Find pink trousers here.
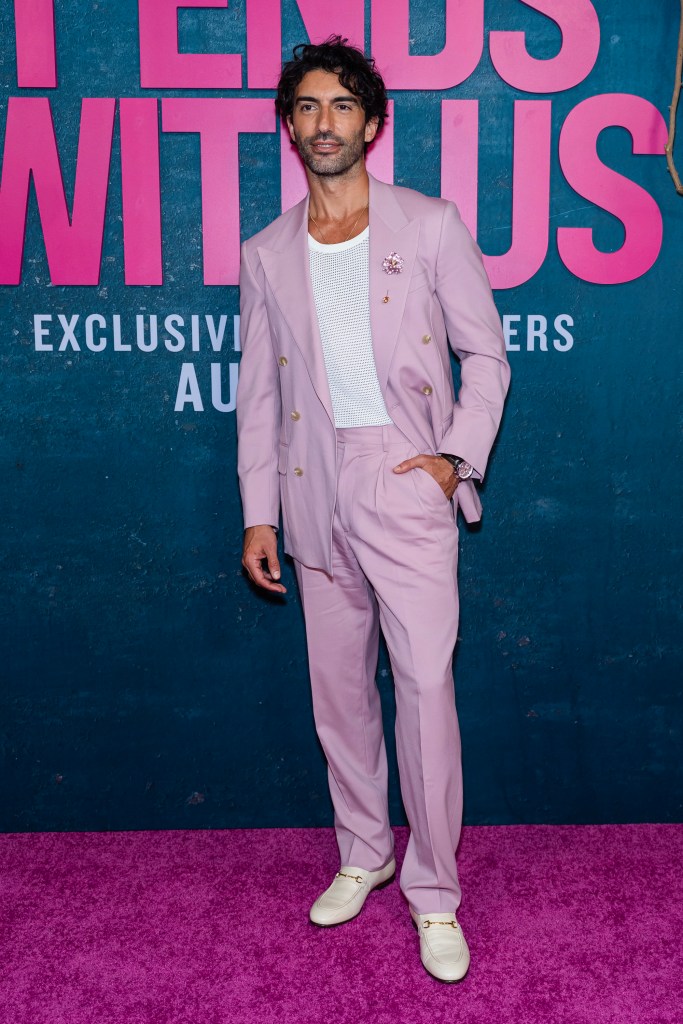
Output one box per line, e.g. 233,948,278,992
293,422,463,915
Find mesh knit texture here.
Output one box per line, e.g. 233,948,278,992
308,227,392,428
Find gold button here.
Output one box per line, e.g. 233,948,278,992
290,410,301,421
293,466,303,476
421,385,433,395
279,355,288,366
422,334,431,344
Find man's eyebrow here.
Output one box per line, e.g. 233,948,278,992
294,95,360,105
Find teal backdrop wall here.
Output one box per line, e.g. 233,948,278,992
1,0,682,831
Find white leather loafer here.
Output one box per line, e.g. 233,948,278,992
410,909,470,982
309,857,396,926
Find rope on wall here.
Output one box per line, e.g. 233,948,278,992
665,0,683,193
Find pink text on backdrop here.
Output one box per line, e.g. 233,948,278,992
0,95,667,288
557,94,667,284
488,0,600,93
120,98,163,285
13,0,56,87
441,100,552,289
160,98,274,284
371,0,483,90
12,0,600,92
138,0,242,89
0,97,114,285
246,0,364,88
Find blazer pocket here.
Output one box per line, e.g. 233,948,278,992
408,270,429,293
278,442,288,474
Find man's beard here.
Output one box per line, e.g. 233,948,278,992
293,128,366,177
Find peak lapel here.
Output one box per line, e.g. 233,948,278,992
257,194,334,424
368,175,420,392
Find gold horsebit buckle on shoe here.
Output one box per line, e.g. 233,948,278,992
335,871,364,883
423,919,458,929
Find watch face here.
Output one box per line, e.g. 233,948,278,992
456,461,474,480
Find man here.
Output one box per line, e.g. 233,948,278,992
236,36,510,983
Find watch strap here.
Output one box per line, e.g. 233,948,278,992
437,453,462,472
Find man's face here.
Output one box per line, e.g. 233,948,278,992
287,69,379,178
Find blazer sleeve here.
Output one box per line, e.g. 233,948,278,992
235,241,281,530
434,201,511,480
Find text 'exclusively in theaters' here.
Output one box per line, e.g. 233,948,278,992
29,310,575,413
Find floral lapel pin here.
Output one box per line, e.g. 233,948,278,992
382,251,404,275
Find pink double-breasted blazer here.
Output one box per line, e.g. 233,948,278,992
236,172,510,574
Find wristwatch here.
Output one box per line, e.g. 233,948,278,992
437,453,474,480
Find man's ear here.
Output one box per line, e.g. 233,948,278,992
365,116,379,145
286,115,296,143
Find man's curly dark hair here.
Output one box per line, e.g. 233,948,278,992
275,35,389,135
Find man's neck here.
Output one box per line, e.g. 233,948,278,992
306,161,370,222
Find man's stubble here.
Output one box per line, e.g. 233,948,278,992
292,126,367,179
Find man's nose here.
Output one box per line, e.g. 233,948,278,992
316,105,332,133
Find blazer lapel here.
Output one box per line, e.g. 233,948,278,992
256,173,419,423
257,193,334,424
368,174,420,392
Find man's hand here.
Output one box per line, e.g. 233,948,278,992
242,525,287,593
393,454,459,500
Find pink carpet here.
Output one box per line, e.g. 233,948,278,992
1,824,681,1024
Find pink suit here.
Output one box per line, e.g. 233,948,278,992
236,173,510,914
